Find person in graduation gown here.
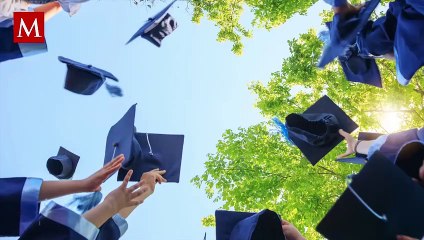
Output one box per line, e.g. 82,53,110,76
0,154,124,237
319,0,424,86
338,127,424,181
95,168,167,240
18,167,151,240
0,0,88,63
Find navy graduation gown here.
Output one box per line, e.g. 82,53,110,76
390,0,424,85
377,128,423,162
0,24,47,63
19,201,99,240
96,214,128,240
0,177,42,237
359,0,424,85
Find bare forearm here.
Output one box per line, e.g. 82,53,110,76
39,180,87,201
356,140,375,155
33,2,62,22
118,190,153,218
83,201,117,228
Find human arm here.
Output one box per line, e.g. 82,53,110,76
83,170,146,228
38,155,124,201
32,1,62,22
118,169,167,218
281,220,306,240
337,129,376,158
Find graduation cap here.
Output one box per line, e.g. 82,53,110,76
316,151,424,239
285,95,358,165
103,104,184,182
338,45,382,88
392,0,424,85
337,132,383,165
126,0,178,47
58,56,122,97
318,0,381,68
215,210,285,240
46,147,80,179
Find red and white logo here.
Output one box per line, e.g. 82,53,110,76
13,12,45,43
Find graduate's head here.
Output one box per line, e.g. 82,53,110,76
395,141,424,180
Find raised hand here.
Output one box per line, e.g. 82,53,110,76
81,154,124,192
103,170,147,213
337,129,358,159
281,220,306,240
141,168,167,193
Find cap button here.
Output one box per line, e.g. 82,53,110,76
87,65,93,68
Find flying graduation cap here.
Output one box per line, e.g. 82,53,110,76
316,151,424,240
126,0,178,47
215,210,285,240
58,56,122,97
318,0,381,68
46,146,80,179
337,132,383,165
103,104,184,182
284,95,358,165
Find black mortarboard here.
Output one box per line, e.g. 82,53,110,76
117,133,184,182
126,0,178,47
338,46,382,88
318,0,381,68
215,210,285,240
337,132,383,165
104,104,184,182
58,56,122,97
316,151,424,240
46,147,80,179
285,95,358,165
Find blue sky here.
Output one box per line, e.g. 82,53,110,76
0,1,326,239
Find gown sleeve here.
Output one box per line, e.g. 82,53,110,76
0,177,43,236
19,201,100,240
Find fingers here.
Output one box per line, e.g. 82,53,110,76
109,155,125,169
397,235,418,240
121,170,133,189
130,186,148,199
157,175,167,184
281,219,291,225
127,181,142,193
338,129,349,138
337,151,352,159
103,162,122,177
157,170,166,175
419,160,424,180
105,154,124,168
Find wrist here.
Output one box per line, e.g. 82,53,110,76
101,199,120,215
354,140,362,153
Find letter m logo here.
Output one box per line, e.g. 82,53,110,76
13,12,45,43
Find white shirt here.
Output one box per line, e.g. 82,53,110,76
0,0,29,23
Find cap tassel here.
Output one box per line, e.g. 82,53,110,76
67,191,103,214
146,133,153,155
346,175,388,222
105,82,123,97
272,117,294,145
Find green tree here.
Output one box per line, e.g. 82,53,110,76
190,0,318,54
192,29,424,239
